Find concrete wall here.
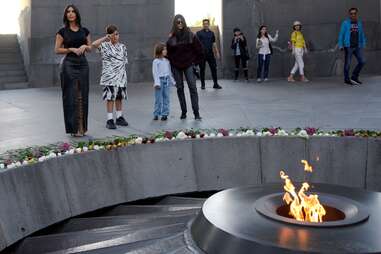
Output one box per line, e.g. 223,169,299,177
0,136,380,251
222,0,381,78
26,0,174,87
18,0,32,77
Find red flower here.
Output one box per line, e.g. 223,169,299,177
268,128,278,135
305,127,317,136
200,133,205,138
344,129,355,137
164,131,173,139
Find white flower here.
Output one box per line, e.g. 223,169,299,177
15,161,22,167
209,133,216,138
203,133,209,138
237,132,243,137
38,156,46,162
246,130,255,136
176,131,188,140
83,147,88,152
256,132,263,137
8,163,15,169
94,145,100,150
298,130,309,137
135,137,143,144
277,129,289,136
0,163,5,169
69,149,75,154
58,152,62,156
229,132,235,137
217,133,224,137
75,148,82,153
196,134,201,139
262,131,272,136
99,146,105,150
23,160,29,165
49,152,57,158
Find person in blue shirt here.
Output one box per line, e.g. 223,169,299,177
338,7,366,86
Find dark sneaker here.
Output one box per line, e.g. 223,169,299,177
201,84,206,90
213,84,222,89
153,116,159,121
351,78,362,85
116,116,128,126
195,114,202,121
161,116,168,121
344,80,356,86
180,113,187,120
106,119,117,129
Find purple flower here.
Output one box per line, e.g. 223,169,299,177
305,127,317,136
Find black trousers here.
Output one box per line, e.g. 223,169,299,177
172,66,199,115
61,55,89,134
200,53,218,86
234,55,248,79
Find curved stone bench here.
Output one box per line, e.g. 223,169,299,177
0,136,380,251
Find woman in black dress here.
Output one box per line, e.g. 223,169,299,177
55,4,91,137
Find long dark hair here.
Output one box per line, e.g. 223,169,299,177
170,14,192,43
63,4,82,28
257,25,269,39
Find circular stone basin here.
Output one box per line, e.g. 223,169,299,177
254,193,369,227
191,184,381,254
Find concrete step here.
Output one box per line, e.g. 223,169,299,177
158,196,205,206
0,75,27,84
52,233,188,254
0,82,29,90
0,57,23,64
0,64,24,71
0,70,26,77
0,47,19,53
103,205,201,217
16,223,186,254
54,213,196,233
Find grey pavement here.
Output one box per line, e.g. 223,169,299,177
1,77,381,153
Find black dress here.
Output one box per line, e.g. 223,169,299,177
57,27,90,134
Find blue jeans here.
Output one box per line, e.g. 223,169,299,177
154,76,170,117
344,47,365,81
257,54,271,79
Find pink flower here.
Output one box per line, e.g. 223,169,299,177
164,131,173,140
218,128,229,137
268,128,278,135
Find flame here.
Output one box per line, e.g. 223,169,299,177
280,161,326,223
301,160,313,172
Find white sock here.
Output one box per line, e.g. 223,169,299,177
116,111,123,118
107,113,113,120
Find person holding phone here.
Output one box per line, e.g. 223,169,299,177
256,25,279,82
231,28,249,82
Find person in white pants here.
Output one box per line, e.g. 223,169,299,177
288,21,309,82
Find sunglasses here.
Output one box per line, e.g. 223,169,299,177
176,20,184,25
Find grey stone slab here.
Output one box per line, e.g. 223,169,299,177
260,137,307,184
366,138,381,192
307,137,368,188
193,137,261,191
0,158,71,247
118,142,198,201
59,150,126,216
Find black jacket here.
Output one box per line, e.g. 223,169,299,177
231,35,249,60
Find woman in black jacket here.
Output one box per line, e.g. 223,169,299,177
231,28,249,81
167,14,204,120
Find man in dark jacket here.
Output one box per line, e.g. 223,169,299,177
196,19,222,90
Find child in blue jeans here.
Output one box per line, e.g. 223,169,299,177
152,43,176,121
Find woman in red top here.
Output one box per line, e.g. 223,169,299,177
166,14,204,120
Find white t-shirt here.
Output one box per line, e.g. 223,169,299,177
257,33,279,56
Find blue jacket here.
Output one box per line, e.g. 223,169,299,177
338,18,366,48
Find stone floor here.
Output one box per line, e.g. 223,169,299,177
1,77,381,153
